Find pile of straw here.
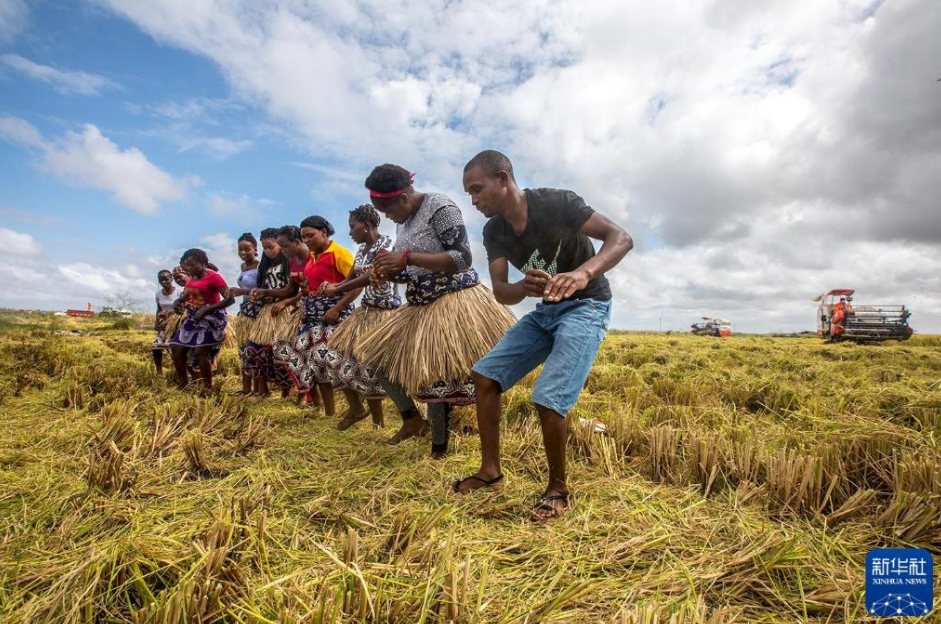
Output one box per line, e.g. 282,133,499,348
354,284,515,395
329,305,396,355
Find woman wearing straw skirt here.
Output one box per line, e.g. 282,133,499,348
354,164,516,458
322,204,400,430
170,249,235,393
244,228,293,398
228,233,260,395
253,226,324,408
152,270,177,373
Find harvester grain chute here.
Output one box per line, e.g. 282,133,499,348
814,289,912,343
691,317,732,337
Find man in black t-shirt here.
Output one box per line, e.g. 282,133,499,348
454,150,633,521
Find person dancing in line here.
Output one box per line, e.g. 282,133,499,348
152,270,177,373
252,225,325,408
228,233,260,395
354,164,516,458
322,204,400,430
454,150,633,522
169,248,235,393
291,216,366,419
243,228,293,399
172,265,189,288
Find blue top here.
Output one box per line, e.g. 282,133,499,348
237,267,259,304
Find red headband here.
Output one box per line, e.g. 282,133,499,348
369,172,416,199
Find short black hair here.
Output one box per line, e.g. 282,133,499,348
300,215,335,237
464,149,515,180
277,225,302,242
238,232,257,247
158,269,172,278
364,163,412,194
180,248,209,266
260,227,280,240
350,204,380,228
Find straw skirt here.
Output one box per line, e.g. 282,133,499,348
354,284,515,404
329,305,397,400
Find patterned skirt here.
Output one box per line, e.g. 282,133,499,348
279,295,354,393
235,303,259,375
329,305,396,400
170,308,228,356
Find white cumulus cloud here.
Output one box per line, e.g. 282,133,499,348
0,116,198,215
0,227,40,255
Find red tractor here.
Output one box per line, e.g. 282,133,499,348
815,289,912,343
691,317,732,337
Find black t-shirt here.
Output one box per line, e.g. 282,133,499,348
482,188,612,301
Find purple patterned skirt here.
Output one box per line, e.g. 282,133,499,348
170,307,227,357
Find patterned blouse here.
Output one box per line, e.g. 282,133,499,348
393,193,472,277
391,192,478,305
354,234,400,309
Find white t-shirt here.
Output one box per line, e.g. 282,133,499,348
156,287,177,314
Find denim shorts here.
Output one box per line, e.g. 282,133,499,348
472,298,611,416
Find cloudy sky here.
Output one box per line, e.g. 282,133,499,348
1,0,938,333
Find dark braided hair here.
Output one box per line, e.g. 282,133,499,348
364,163,412,194
180,248,209,266
238,232,257,247
300,215,335,237
257,228,289,289
277,225,303,242
350,204,380,228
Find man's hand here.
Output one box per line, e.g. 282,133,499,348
249,288,265,302
544,268,590,302
323,305,340,324
193,305,209,321
372,249,407,278
522,269,551,298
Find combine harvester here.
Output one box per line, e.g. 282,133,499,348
814,288,913,343
691,317,732,337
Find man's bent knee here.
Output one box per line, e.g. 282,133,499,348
472,370,502,395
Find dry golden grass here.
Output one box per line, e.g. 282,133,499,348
0,310,939,622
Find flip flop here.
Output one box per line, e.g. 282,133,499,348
530,492,569,522
452,473,504,493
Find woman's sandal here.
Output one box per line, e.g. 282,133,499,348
452,473,504,493
530,492,569,522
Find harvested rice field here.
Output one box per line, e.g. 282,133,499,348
1,312,939,623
